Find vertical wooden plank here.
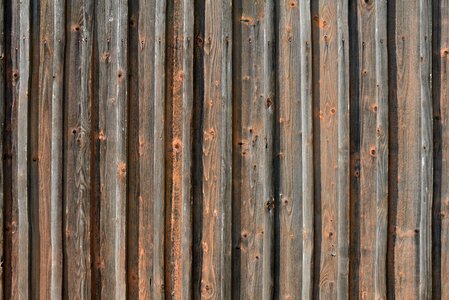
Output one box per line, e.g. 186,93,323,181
33,0,65,297
193,0,232,298
4,0,30,298
94,0,127,298
387,0,432,298
433,0,449,298
63,0,94,298
312,0,349,298
349,0,388,299
127,0,166,298
164,0,193,298
276,0,313,298
5,0,32,297
232,0,275,298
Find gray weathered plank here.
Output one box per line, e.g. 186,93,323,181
433,0,449,298
127,0,166,298
276,0,313,298
387,0,433,298
33,0,65,297
63,0,94,298
312,0,350,298
193,0,232,298
94,0,128,298
232,0,275,298
4,0,31,298
164,0,194,298
349,0,388,299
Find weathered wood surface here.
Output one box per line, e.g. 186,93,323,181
164,0,193,298
276,0,313,299
192,0,232,299
1,0,449,298
312,0,350,298
127,0,165,299
388,0,433,298
4,0,31,298
63,0,94,298
349,0,388,299
233,0,275,298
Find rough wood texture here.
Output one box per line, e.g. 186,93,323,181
127,0,166,298
312,0,350,298
349,0,388,299
388,0,433,298
4,0,31,298
276,0,313,299
31,0,65,298
232,0,275,298
164,0,193,298
63,0,94,298
94,0,128,298
1,1,448,299
192,0,232,298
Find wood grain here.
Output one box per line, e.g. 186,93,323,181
164,0,194,298
312,0,350,298
232,0,275,298
127,0,166,298
4,0,31,298
276,0,313,298
31,0,65,298
349,0,388,299
192,0,232,298
63,0,94,298
387,0,433,298
94,0,128,298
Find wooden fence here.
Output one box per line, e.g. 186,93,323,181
0,0,448,299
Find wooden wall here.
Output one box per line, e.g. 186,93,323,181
1,0,449,299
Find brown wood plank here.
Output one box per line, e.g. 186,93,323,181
4,0,31,298
349,0,388,299
94,0,128,298
387,0,433,298
232,0,275,298
192,0,232,298
31,0,65,297
127,0,166,298
0,0,4,298
312,0,350,298
276,0,313,298
433,0,449,298
164,0,194,298
63,0,94,298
